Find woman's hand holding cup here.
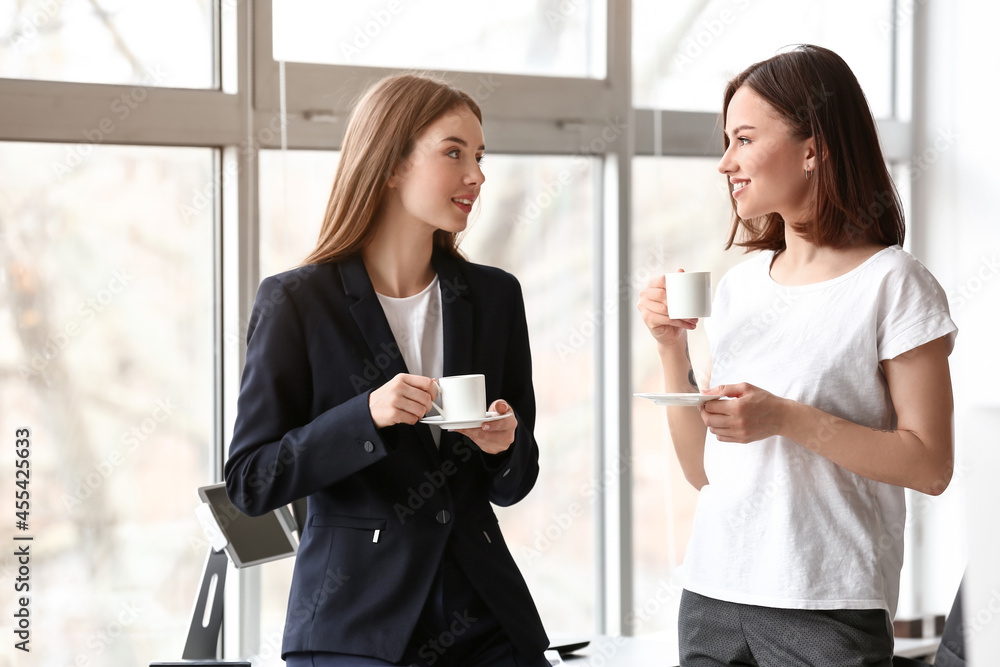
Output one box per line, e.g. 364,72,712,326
637,270,707,348
369,372,517,453
368,373,439,428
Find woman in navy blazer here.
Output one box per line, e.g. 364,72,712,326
224,74,549,666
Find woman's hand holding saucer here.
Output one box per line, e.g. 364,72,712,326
456,399,518,454
699,382,790,443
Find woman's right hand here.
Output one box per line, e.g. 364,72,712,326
368,373,439,428
637,272,698,348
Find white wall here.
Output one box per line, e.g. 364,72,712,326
912,0,1000,658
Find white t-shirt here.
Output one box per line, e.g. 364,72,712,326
683,245,957,616
376,276,445,444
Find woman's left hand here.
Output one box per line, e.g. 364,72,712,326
699,382,789,443
455,399,518,455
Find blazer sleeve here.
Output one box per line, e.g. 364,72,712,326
224,275,389,516
481,272,540,507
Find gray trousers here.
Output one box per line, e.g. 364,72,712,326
679,589,894,667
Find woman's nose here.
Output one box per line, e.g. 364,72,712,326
467,161,485,186
718,144,735,174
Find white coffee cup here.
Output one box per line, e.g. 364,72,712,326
431,374,487,421
665,271,712,319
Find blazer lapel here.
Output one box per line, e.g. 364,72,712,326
340,256,409,382
340,255,440,463
434,251,474,377
432,251,475,458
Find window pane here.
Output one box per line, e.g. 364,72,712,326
633,0,894,117
258,559,295,666
272,0,606,79
463,155,598,635
259,151,599,643
256,149,341,667
0,0,215,87
259,150,340,278
0,143,214,664
629,157,743,639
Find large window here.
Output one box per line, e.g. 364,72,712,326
0,0,216,87
0,2,926,664
272,0,606,79
463,155,599,635
0,142,214,664
629,156,746,635
632,0,895,115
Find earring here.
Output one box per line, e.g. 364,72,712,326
805,169,813,180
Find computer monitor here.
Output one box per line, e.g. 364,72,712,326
173,484,299,663
196,483,298,568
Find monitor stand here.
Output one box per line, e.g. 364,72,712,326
149,548,249,667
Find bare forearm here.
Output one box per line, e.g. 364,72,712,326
658,340,709,489
781,400,954,495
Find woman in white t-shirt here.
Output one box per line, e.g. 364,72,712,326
638,45,956,666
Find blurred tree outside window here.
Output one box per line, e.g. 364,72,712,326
0,142,215,665
0,0,215,87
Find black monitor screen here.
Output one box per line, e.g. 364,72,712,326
199,483,297,568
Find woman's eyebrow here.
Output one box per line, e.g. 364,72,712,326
726,124,756,137
440,136,486,151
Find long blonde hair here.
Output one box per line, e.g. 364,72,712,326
302,73,483,266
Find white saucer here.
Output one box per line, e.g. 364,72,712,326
633,392,723,407
420,411,514,430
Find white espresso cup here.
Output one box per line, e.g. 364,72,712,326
431,374,487,421
664,271,712,319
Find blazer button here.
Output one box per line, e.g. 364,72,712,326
435,510,451,525
363,440,374,453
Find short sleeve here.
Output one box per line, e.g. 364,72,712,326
877,256,958,361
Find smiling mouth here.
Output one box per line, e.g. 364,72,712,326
452,197,474,213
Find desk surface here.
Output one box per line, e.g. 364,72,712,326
893,636,940,659
552,635,679,666
550,634,939,665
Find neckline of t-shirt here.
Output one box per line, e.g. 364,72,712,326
375,274,440,302
764,245,900,293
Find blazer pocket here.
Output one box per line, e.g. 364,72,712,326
310,514,386,531
478,515,500,545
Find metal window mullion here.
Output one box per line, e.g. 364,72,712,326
222,0,263,661
595,0,633,639
256,60,616,123
0,80,242,145
630,109,911,160
906,0,930,618
212,144,226,485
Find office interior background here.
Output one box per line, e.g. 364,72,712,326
0,0,998,664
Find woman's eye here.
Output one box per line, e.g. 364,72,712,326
446,149,460,158
738,137,750,146
475,155,485,165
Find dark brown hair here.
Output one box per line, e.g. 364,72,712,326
722,44,905,252
302,73,482,266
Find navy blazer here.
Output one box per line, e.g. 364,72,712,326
224,249,549,661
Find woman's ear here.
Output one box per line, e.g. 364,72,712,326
386,157,411,190
803,136,818,172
